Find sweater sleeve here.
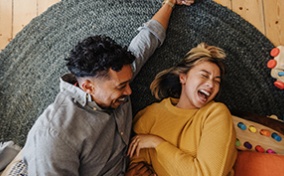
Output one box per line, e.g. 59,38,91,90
154,104,237,176
130,108,154,165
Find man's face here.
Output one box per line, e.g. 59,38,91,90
90,65,133,109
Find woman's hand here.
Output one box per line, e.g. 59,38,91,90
127,134,165,158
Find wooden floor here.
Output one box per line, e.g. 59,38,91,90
0,0,283,51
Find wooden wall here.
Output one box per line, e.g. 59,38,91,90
0,0,283,51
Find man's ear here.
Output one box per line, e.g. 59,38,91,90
80,79,94,94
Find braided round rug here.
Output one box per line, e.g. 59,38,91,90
0,0,281,146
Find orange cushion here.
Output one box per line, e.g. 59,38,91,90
234,151,284,176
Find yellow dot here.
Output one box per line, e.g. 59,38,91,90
249,125,257,133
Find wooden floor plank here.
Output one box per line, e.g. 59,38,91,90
231,0,265,34
0,0,13,50
37,0,60,15
13,0,37,38
263,0,284,46
214,0,232,9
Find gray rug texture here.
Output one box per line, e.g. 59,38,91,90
0,0,282,146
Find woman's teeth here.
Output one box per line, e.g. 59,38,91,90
199,90,210,97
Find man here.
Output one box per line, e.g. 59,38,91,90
22,0,194,175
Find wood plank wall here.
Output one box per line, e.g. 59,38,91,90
0,0,283,51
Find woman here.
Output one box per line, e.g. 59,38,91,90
128,43,237,176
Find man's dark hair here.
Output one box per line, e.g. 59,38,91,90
65,35,135,78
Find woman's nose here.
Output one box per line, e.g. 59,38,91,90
206,79,214,88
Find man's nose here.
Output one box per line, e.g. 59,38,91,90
124,84,132,95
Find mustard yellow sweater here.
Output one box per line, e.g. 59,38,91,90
131,98,237,176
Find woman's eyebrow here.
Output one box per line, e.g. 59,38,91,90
201,69,221,79
200,69,210,74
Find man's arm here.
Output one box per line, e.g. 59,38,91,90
129,0,194,78
129,0,175,78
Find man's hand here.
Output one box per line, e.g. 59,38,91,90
176,0,194,6
125,162,156,176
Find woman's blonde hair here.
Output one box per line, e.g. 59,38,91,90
150,42,226,100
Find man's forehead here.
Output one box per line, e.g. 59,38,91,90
108,65,133,83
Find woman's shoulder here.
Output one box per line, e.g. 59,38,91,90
205,101,230,111
142,98,169,110
134,98,169,121
200,101,232,120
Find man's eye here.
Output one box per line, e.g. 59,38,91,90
117,85,126,90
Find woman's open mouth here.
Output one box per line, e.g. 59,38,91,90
198,89,210,102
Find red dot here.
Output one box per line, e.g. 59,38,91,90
270,48,280,57
267,59,277,68
274,81,284,90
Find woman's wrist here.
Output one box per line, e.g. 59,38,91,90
152,135,165,148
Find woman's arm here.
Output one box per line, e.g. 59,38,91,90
156,106,237,176
129,104,237,176
128,134,165,158
155,112,237,176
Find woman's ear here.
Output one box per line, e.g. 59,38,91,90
81,79,94,94
179,73,187,85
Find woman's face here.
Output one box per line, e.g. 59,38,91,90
177,61,221,109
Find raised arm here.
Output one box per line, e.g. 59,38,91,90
152,0,194,29
129,0,194,78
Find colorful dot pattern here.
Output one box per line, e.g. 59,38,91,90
233,116,284,155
